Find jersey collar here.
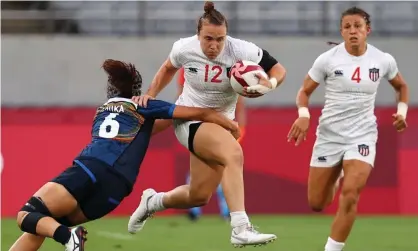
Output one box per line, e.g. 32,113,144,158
105,97,138,108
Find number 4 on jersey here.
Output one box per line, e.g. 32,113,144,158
351,67,361,83
99,113,120,138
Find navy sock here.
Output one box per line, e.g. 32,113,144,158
53,225,71,245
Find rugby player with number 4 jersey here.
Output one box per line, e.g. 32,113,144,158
288,7,410,251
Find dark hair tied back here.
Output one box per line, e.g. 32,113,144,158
204,1,215,14
197,1,228,34
103,59,142,99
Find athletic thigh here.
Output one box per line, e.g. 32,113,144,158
342,159,372,193
174,120,242,165
32,160,97,218
343,142,376,167
31,182,78,218
192,122,243,166
308,140,345,202
174,120,197,149
188,154,224,199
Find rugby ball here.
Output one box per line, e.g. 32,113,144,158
229,60,268,95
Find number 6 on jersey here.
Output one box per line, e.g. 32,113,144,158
99,113,120,138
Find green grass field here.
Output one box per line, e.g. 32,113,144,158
2,215,418,251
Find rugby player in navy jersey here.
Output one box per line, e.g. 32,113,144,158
9,59,240,251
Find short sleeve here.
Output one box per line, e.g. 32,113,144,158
234,38,263,64
384,53,399,81
169,40,184,69
137,100,176,119
308,53,328,84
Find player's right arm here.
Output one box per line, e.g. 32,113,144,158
150,68,186,136
288,54,326,146
136,99,240,139
139,40,185,107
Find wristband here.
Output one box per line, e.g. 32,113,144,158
397,102,408,119
269,78,278,89
298,107,310,118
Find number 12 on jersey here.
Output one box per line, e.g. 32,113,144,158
99,113,120,138
204,64,223,83
351,67,361,83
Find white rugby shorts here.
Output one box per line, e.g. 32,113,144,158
173,119,202,150
310,139,376,168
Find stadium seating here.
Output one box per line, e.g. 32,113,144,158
2,1,417,36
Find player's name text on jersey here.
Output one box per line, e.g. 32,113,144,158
98,104,125,113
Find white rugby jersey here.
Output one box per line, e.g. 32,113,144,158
169,35,263,119
308,43,399,144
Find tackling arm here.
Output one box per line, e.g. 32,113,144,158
172,106,239,136
150,67,185,136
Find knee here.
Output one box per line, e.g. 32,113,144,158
339,187,360,211
189,191,212,207
16,211,29,228
308,197,326,212
224,144,244,168
18,196,52,234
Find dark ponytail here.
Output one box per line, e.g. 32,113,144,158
197,1,228,34
103,59,142,99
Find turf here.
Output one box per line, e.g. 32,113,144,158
2,215,417,251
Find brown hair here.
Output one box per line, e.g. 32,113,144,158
102,59,142,99
197,1,228,34
341,6,371,26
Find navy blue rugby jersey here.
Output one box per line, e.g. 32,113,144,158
76,97,176,186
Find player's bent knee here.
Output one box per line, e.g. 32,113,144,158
224,144,244,167
16,211,29,227
189,192,212,207
18,196,52,234
339,187,359,212
307,188,330,212
307,198,326,212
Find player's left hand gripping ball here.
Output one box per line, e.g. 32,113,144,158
243,73,273,97
392,114,407,132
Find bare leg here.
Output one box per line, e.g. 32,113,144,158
324,160,371,251
307,164,343,212
9,182,88,251
9,234,45,251
330,160,371,242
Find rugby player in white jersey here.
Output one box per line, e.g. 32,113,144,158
128,1,286,247
287,7,409,251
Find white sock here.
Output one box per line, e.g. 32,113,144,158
147,192,166,212
230,211,250,231
325,237,345,251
